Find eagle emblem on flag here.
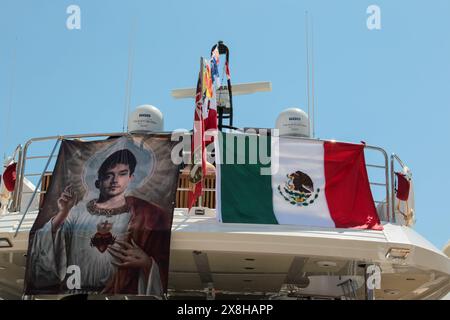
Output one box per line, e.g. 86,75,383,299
278,171,320,206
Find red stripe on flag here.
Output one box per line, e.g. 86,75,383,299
204,108,217,145
395,172,410,201
324,142,382,230
225,62,231,80
188,62,207,210
2,162,17,192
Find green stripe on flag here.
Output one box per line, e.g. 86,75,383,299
220,133,278,224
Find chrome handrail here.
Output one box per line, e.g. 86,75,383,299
9,144,22,212
8,132,393,232
364,145,390,222
11,144,22,161
14,139,60,237
14,132,128,213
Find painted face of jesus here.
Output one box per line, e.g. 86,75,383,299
97,163,133,199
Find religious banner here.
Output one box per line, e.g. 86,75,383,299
24,134,180,297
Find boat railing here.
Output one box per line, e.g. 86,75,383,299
363,145,391,222
7,144,22,212
8,133,131,237
7,132,399,235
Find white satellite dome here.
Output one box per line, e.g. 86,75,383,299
275,108,310,137
128,105,164,133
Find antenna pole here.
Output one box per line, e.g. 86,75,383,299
4,39,17,160
305,12,311,137
311,16,316,138
123,19,137,132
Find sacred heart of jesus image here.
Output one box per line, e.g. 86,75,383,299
90,220,116,253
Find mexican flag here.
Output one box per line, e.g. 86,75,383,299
216,132,382,230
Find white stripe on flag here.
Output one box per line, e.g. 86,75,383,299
271,138,335,227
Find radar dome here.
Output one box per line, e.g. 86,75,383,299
128,105,163,133
275,108,310,137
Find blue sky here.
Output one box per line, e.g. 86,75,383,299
1,0,449,249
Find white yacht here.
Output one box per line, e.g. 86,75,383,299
0,43,449,300
1,116,449,300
